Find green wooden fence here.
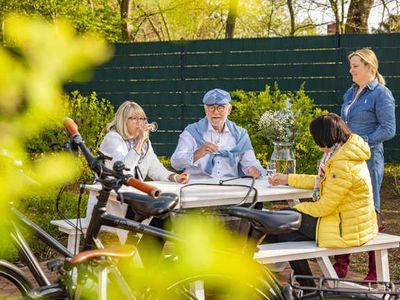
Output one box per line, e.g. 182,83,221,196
66,33,400,161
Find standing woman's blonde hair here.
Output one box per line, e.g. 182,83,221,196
348,48,386,86
106,101,147,139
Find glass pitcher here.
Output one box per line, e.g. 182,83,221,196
269,141,296,174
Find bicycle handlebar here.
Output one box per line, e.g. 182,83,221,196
126,178,160,198
63,117,79,137
63,117,161,198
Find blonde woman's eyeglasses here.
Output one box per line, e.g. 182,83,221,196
128,117,147,122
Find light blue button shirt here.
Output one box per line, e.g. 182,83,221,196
341,79,396,146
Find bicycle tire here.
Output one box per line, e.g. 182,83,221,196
300,292,383,300
0,259,33,299
164,272,282,299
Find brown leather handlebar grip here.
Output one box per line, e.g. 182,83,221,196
126,177,161,198
63,117,79,137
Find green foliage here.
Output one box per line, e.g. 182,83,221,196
0,0,316,43
26,91,115,182
0,0,122,42
230,83,328,174
0,14,111,251
159,156,173,171
384,163,400,197
0,187,88,261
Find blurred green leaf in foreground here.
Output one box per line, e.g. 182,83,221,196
0,14,112,245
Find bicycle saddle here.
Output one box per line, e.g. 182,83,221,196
223,207,301,235
117,192,179,218
70,245,136,265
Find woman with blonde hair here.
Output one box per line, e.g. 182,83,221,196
100,101,189,266
336,48,396,280
100,100,189,183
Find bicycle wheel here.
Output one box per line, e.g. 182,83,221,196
0,260,33,299
299,291,383,300
164,272,282,300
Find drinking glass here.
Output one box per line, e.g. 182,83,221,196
147,121,158,132
266,161,277,177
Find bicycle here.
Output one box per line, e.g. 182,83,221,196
2,117,399,299
0,119,272,299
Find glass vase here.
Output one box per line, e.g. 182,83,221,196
269,141,296,174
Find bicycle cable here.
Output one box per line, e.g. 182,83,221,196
176,175,258,212
55,183,86,251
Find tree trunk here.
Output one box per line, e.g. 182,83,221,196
345,0,374,33
225,0,239,38
328,0,341,33
287,0,295,36
120,0,131,41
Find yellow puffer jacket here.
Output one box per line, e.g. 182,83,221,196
289,134,378,248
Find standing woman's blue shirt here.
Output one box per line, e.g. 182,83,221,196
341,78,396,213
341,78,396,145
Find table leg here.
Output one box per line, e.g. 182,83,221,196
374,249,390,282
288,199,300,207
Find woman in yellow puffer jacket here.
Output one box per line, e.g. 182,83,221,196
268,113,378,287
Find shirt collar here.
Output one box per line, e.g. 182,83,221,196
207,121,230,133
366,78,379,90
351,78,379,92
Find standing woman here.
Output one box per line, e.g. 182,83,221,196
336,48,396,280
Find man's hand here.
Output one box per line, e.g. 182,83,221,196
245,166,261,179
268,173,288,186
193,142,218,162
176,172,189,184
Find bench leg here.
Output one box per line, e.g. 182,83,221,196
374,249,390,282
316,256,338,287
67,233,81,253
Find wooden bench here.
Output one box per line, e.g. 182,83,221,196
50,216,131,253
254,233,400,285
50,218,90,253
51,189,130,253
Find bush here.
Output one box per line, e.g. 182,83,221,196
26,91,115,182
230,83,328,174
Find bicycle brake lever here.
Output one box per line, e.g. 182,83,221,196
98,150,112,161
113,161,130,173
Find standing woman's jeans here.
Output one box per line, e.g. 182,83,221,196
366,143,384,213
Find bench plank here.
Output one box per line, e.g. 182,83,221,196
254,233,400,264
254,233,400,285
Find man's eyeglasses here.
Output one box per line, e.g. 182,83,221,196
206,105,227,112
128,117,147,122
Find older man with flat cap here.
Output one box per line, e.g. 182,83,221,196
171,88,265,179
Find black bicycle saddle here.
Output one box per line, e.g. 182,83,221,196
117,192,179,218
223,207,302,235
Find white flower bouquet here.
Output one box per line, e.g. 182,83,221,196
258,108,299,143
